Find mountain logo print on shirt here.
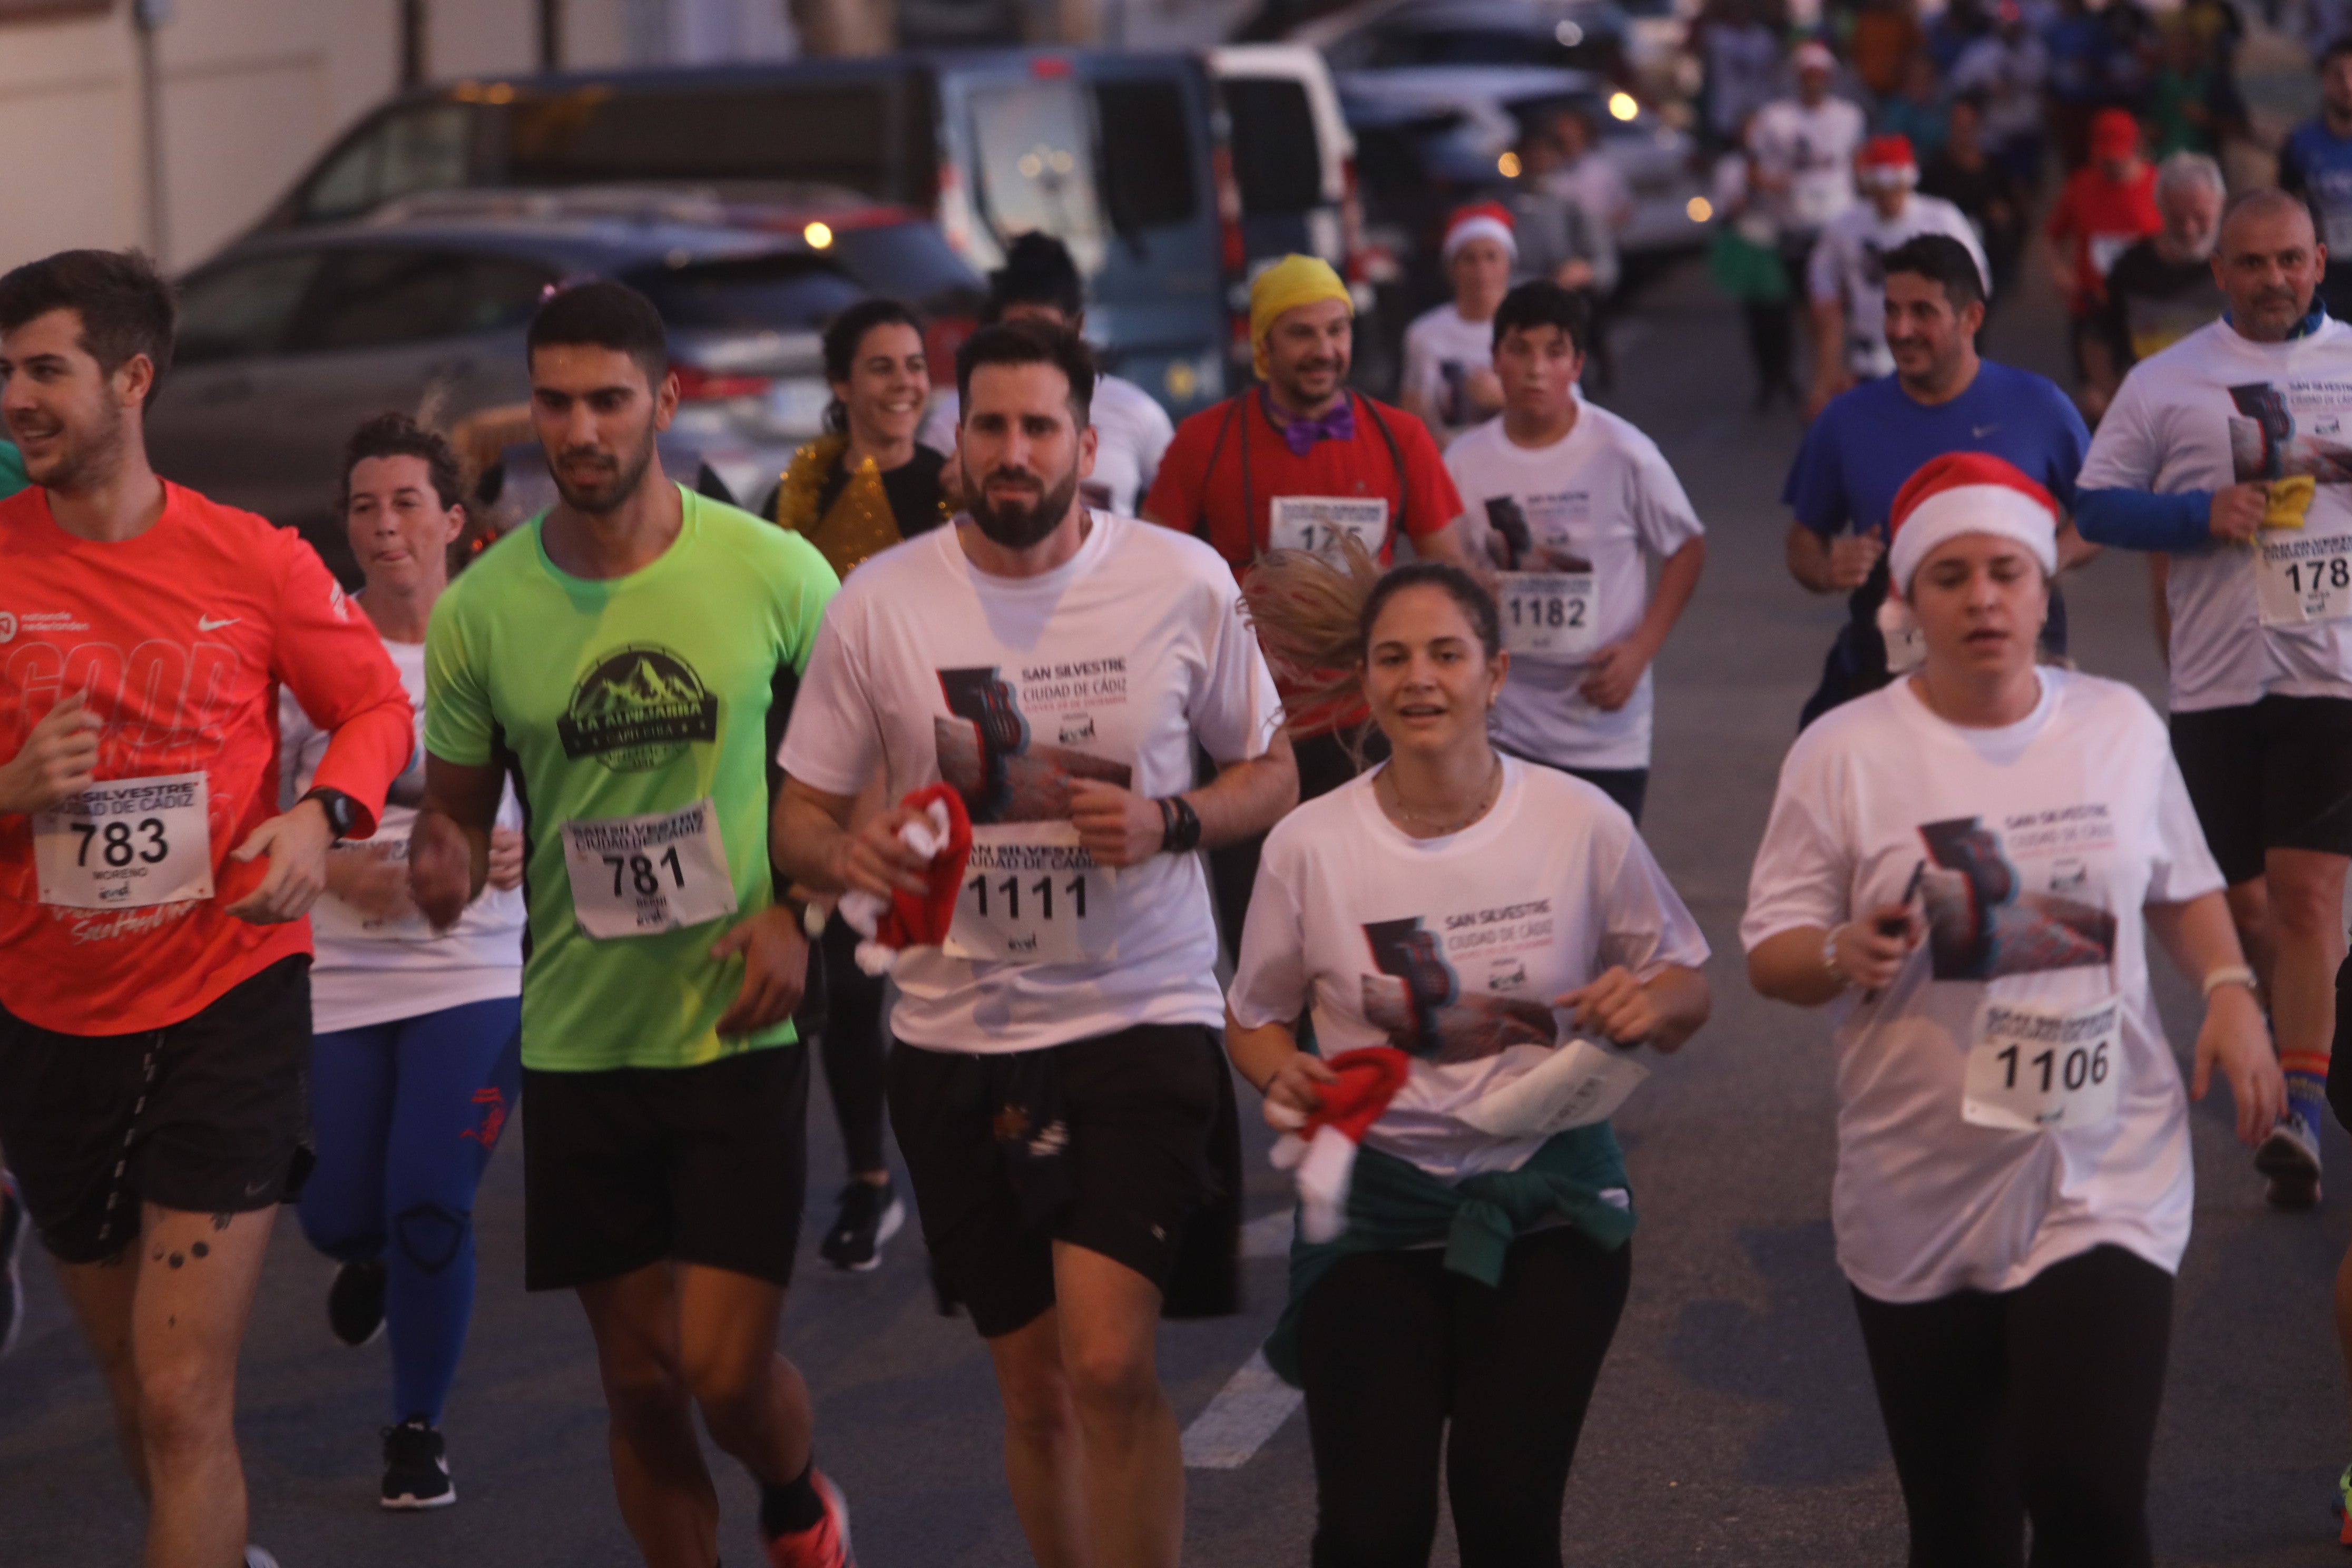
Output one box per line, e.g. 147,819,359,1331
935,665,1131,825
1916,814,2117,981
1360,913,1556,1063
556,644,720,771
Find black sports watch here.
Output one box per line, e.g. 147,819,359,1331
300,787,360,841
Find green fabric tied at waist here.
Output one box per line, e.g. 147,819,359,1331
1263,1122,1635,1387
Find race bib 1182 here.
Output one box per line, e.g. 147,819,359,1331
1268,495,1388,563
945,823,1118,965
561,799,739,939
34,772,214,909
1497,571,1599,660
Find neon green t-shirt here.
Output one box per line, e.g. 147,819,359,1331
425,487,838,1071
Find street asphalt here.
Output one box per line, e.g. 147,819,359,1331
7,254,2352,1567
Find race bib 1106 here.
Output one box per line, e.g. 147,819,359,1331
1268,495,1388,562
2256,532,2352,627
1497,571,1599,660
1961,994,2122,1133
945,824,1118,965
561,799,739,939
34,772,214,909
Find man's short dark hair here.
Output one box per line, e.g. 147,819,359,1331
1881,234,1986,313
986,232,1086,324
340,410,465,514
0,249,176,406
2324,33,2352,67
1491,280,1592,356
527,279,668,388
955,320,1096,427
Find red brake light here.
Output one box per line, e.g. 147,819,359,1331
671,363,772,401
1211,144,1246,277
1030,56,1073,79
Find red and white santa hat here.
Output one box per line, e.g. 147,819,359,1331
1441,201,1517,264
1267,1046,1413,1243
1857,133,1917,190
1887,452,2059,594
835,782,973,975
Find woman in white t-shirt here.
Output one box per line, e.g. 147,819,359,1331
1742,453,2281,1564
1228,553,1710,1566
1399,204,1515,448
282,415,525,1512
915,231,1174,516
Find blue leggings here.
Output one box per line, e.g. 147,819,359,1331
299,995,523,1425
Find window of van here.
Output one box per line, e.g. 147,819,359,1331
301,104,475,221
1094,80,1199,232
624,255,866,330
176,253,324,366
298,249,553,352
969,82,1106,256
501,83,924,201
1221,79,1322,219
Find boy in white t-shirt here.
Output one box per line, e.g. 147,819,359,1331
1400,203,1516,448
1445,281,1707,820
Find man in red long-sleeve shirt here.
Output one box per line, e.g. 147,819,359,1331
0,250,410,1568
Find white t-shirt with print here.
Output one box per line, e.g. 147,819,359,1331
279,636,524,1035
1807,194,1990,380
779,513,1282,1055
1230,758,1709,1182
1445,404,1707,770
919,373,1175,518
1749,96,1867,235
1740,670,2222,1303
2077,316,2352,711
1400,302,1498,445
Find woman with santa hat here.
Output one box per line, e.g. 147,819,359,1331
1224,544,1710,1566
1399,202,1518,448
1744,452,2281,1563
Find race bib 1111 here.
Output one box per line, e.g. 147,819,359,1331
561,799,739,939
34,772,214,909
945,824,1118,965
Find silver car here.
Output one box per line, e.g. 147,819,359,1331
148,188,983,572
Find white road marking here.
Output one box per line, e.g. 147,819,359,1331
1240,1207,1294,1258
1181,1350,1304,1470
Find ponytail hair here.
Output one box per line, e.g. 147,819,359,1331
1241,538,1502,741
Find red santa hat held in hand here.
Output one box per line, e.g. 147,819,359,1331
1268,1046,1414,1242
836,782,973,975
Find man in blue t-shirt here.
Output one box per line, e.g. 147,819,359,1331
1782,234,2092,727
2279,36,2352,322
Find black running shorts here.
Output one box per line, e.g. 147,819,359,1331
521,1043,809,1292
2169,695,2352,886
0,955,312,1265
889,1023,1226,1340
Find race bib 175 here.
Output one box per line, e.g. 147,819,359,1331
1267,496,1388,562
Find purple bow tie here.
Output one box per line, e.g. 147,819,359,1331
1275,396,1355,456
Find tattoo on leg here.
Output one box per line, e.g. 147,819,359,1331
167,1253,183,1269
150,1247,165,1263
190,1241,209,1259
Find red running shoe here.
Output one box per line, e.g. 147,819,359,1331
765,1469,854,1568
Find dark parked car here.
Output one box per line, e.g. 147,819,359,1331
148,189,983,576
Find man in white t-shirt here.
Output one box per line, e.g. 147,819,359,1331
1401,203,1515,448
1807,134,1990,417
2077,189,2352,1210
774,320,1296,1568
1749,42,1867,259
1446,281,1706,822
917,232,1174,517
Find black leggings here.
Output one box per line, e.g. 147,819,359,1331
1850,1244,2173,1568
817,914,890,1176
1296,1229,1632,1568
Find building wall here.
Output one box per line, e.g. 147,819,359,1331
0,0,689,275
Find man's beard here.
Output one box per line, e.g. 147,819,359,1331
966,459,1080,550
17,398,125,494
550,427,658,516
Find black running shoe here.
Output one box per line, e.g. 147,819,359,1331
328,1260,387,1348
381,1417,455,1510
817,1181,904,1273
0,1171,26,1361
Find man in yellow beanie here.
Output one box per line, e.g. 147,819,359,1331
1142,254,1466,947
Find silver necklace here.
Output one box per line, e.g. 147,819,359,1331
1380,754,1503,837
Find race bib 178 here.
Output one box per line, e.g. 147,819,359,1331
2256,532,2352,627
34,772,214,909
945,824,1118,965
561,799,739,939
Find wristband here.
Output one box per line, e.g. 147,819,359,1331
1158,794,1202,855
2202,964,2258,999
1822,925,1849,988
